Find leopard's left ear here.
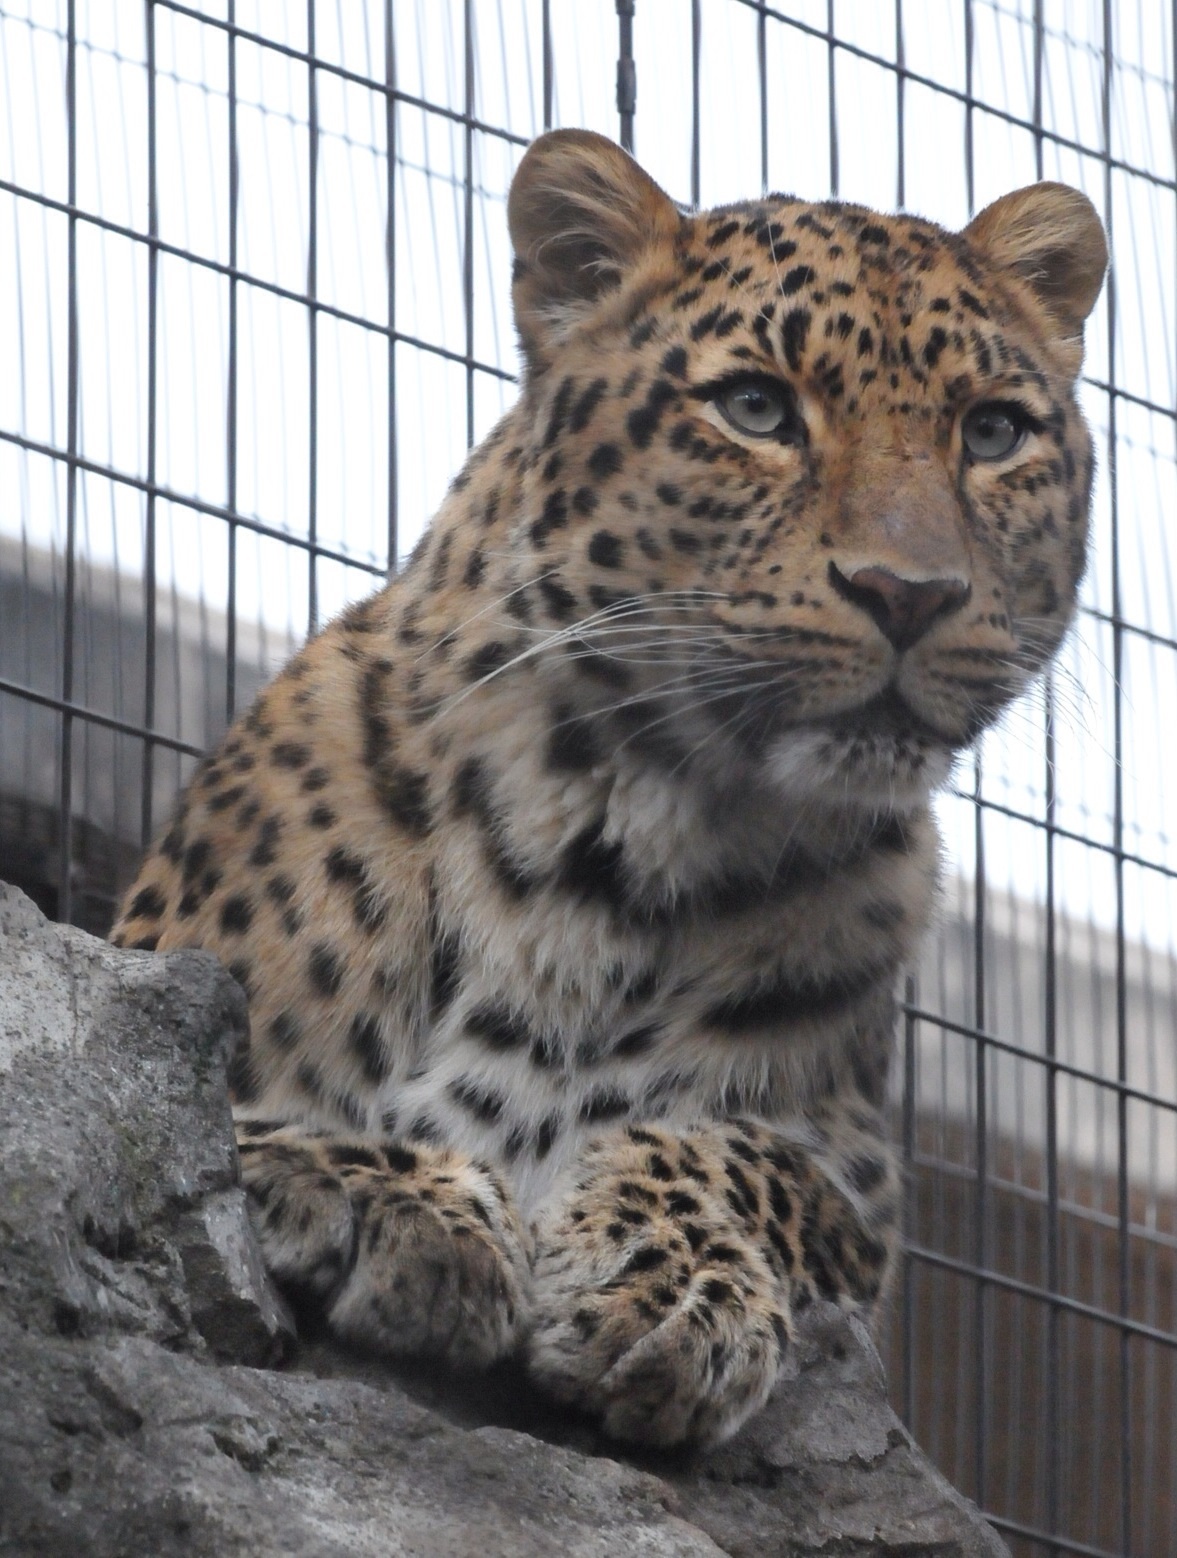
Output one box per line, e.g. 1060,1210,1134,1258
509,129,681,373
964,182,1108,349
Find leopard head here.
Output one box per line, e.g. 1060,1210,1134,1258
505,130,1107,813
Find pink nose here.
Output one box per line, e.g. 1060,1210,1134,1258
829,562,971,651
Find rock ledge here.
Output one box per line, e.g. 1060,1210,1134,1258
0,883,1007,1556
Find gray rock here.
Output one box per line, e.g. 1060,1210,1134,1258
0,882,1008,1556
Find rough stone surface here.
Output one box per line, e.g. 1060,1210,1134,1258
0,882,1009,1557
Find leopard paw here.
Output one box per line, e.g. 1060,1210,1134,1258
237,1125,531,1368
527,1161,788,1446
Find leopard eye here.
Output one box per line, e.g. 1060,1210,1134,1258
961,401,1031,462
716,376,800,440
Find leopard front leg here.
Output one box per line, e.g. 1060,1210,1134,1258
235,1122,531,1367
526,1119,896,1448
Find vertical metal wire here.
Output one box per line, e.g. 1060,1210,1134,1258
1100,1,1131,1546
825,0,838,197
894,0,905,211
384,0,397,570
1030,8,1063,1551
690,0,701,207
307,0,320,633
973,750,989,1510
225,0,239,721
902,972,918,1432
963,0,974,223
542,0,552,131
141,0,159,848
616,0,635,154
756,1,767,194
57,0,79,924
463,0,475,451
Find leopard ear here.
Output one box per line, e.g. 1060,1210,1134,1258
509,129,681,372
964,182,1107,347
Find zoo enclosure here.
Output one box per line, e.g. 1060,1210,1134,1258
1,3,1175,1554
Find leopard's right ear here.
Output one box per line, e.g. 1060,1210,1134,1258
508,129,681,374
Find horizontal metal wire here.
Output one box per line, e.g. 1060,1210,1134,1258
984,1513,1124,1558
0,177,519,387
734,0,1177,196
944,788,1177,886
906,1243,1177,1352
904,1000,1177,1114
0,426,390,575
0,672,204,758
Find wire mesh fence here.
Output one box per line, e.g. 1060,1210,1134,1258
1,3,1174,1553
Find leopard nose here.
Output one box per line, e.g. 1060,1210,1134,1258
828,561,971,652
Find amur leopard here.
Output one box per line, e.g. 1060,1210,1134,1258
112,129,1107,1448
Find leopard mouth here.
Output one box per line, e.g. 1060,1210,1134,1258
819,686,953,747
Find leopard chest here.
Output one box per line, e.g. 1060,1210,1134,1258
379,785,936,1211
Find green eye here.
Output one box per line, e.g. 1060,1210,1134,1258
716,376,800,439
961,402,1031,461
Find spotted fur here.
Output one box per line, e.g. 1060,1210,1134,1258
112,131,1106,1447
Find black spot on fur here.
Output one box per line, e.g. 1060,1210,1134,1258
613,1024,659,1059
129,885,166,921
308,944,344,997
465,1002,528,1051
780,264,815,296
182,838,212,884
268,1011,301,1051
376,766,432,838
546,706,598,771
568,376,608,433
626,380,678,450
247,815,282,868
587,531,624,569
465,640,512,680
587,443,623,479
328,1144,379,1168
557,817,628,912
430,931,462,1017
923,326,948,368
530,488,569,547
219,895,253,935
349,1013,389,1083
847,1154,888,1195
463,547,485,588
705,961,890,1032
580,1087,631,1124
538,575,578,621
448,1077,506,1124
271,742,310,770
782,307,811,372
325,846,365,886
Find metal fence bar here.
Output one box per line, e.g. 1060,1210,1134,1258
384,0,397,569
907,1246,1177,1355
1098,3,1132,1549
225,0,239,721
463,0,475,452
616,0,635,154
0,430,388,575
737,0,1177,195
57,0,79,925
141,0,159,849
0,675,204,759
306,0,320,633
1031,7,1061,1547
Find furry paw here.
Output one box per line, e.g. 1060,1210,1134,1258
237,1125,531,1367
526,1137,789,1447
